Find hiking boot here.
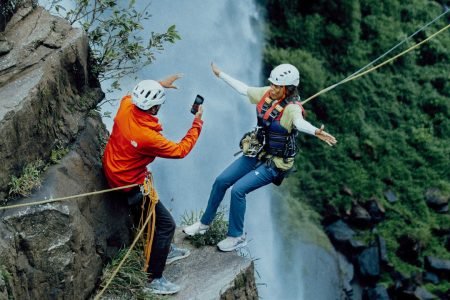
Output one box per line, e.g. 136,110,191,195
166,244,190,265
183,221,210,236
143,276,180,295
217,234,247,252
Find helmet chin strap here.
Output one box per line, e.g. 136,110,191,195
149,105,161,115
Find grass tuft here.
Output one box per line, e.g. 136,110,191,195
181,210,228,248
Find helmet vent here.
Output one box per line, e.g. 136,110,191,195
145,91,151,98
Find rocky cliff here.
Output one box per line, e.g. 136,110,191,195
0,2,257,299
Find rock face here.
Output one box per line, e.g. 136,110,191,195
0,1,100,200
0,115,133,300
165,231,258,300
0,3,132,299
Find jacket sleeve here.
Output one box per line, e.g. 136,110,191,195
219,72,249,95
139,119,203,158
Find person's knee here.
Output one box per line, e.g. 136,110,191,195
213,174,231,190
166,216,176,234
230,185,246,199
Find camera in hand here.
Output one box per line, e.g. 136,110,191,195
191,94,204,114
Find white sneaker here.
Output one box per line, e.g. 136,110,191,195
217,234,247,252
183,221,209,236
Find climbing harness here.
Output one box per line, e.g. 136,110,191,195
257,91,303,159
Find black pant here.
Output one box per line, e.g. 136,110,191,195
126,188,175,279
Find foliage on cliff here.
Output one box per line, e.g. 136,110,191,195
45,0,180,92
262,0,449,290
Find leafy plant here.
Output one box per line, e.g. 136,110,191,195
45,0,180,94
8,160,46,198
50,142,69,164
181,210,228,248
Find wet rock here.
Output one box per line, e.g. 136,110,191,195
401,286,438,300
363,284,390,300
357,246,380,282
376,235,389,265
422,272,439,284
384,190,397,203
425,188,448,211
325,220,356,254
424,256,450,280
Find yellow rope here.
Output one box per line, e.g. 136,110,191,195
301,23,450,105
0,184,139,211
140,175,159,271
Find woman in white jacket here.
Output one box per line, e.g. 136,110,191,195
184,63,337,251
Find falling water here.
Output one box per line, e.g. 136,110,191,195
40,1,346,299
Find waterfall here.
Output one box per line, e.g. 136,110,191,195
39,1,346,299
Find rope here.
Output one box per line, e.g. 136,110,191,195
94,175,158,300
0,184,139,211
139,175,159,271
344,8,449,80
301,22,450,105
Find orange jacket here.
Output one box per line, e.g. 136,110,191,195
102,95,203,190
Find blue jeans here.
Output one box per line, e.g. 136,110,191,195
200,156,279,237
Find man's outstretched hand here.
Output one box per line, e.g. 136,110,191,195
159,74,183,89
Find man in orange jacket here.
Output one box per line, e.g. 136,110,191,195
102,74,203,295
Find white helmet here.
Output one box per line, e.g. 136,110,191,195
268,64,300,86
132,80,166,110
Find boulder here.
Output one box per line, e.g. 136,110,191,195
357,246,380,282
0,3,100,200
424,256,450,280
363,284,390,300
384,190,397,203
425,188,449,213
163,231,258,300
0,115,132,299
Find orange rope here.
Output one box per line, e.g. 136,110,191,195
139,174,159,271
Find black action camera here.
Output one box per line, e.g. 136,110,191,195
191,94,204,114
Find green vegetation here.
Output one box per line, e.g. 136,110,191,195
8,160,46,198
262,0,449,292
181,210,228,248
50,142,69,164
0,265,12,299
46,0,180,94
6,142,69,203
98,245,159,299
